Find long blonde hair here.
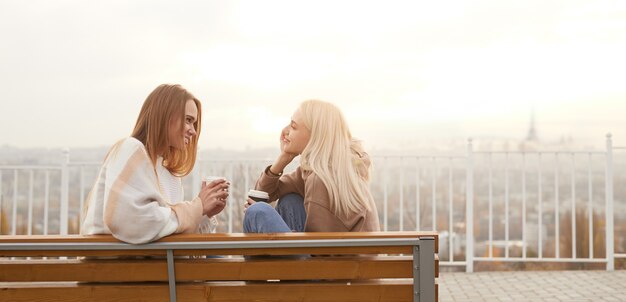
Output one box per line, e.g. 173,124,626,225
298,100,372,217
131,84,201,176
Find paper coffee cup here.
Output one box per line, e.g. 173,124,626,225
248,189,269,202
203,176,227,184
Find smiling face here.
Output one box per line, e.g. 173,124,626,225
282,109,311,155
168,99,198,150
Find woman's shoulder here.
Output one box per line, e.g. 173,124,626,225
104,137,148,165
119,137,145,150
112,137,148,155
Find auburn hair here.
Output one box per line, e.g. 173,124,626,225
131,84,201,176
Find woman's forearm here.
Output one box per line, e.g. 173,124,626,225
269,153,294,175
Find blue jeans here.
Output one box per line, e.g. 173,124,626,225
243,193,307,233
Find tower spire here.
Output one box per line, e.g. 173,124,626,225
526,108,538,142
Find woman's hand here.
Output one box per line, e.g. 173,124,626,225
198,179,230,217
270,126,297,175
279,125,298,160
242,198,256,214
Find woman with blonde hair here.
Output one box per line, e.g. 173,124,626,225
243,100,380,233
81,84,229,244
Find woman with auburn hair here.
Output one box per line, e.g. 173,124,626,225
81,84,229,244
243,100,380,233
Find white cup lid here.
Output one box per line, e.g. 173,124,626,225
248,189,269,199
203,176,226,182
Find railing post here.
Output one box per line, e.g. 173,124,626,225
60,148,70,235
383,157,388,232
605,134,614,271
227,162,234,233
191,164,201,198
466,138,474,273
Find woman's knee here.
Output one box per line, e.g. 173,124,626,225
244,202,292,233
276,193,304,211
245,202,274,219
243,202,275,233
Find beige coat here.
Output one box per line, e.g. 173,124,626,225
256,153,380,232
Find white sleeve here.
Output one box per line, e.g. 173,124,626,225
157,212,179,238
101,139,200,244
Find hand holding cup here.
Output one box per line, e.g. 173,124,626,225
198,176,230,217
243,189,269,213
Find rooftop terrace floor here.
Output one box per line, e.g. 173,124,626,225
439,270,626,301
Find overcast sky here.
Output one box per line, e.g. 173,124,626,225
1,0,625,151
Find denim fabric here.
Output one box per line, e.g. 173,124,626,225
243,193,307,233
275,193,307,232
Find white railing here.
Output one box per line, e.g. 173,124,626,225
471,150,611,268
1,135,624,272
612,139,626,267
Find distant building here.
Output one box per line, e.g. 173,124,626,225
519,109,540,151
526,109,539,142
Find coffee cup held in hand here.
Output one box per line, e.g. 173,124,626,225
203,176,226,185
248,190,269,203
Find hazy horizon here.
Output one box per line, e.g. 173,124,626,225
1,0,625,151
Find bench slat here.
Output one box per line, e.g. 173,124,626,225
0,280,414,302
0,256,414,282
0,246,413,257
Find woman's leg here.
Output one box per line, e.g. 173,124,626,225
275,193,307,232
243,202,291,233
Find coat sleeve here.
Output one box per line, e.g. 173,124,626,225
102,139,202,244
255,165,305,202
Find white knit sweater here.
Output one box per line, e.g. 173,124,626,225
155,157,217,235
81,137,216,244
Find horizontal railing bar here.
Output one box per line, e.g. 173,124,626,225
67,162,101,166
0,166,61,170
474,257,608,263
474,151,606,155
0,238,424,251
615,253,626,259
197,158,275,163
370,155,466,159
440,261,466,266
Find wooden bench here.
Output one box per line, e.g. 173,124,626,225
0,232,438,301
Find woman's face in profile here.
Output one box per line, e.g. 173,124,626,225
282,109,310,155
168,100,198,149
